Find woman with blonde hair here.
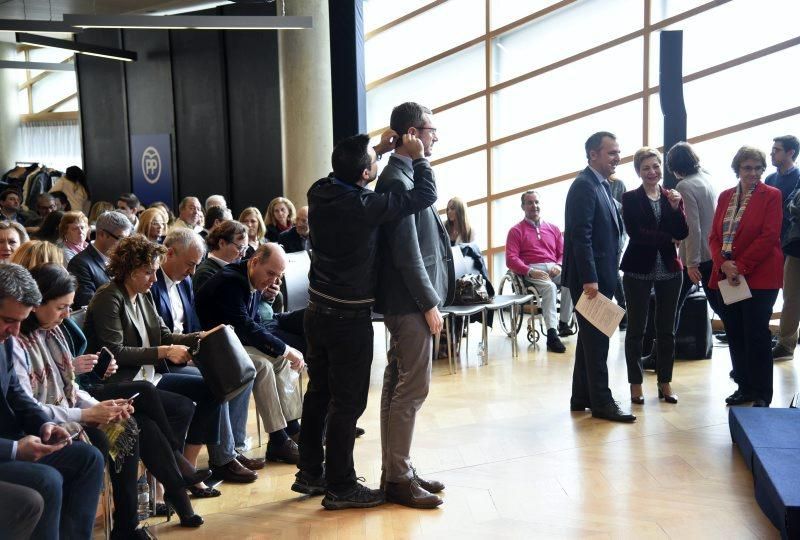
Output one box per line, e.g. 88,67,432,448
136,207,169,243
0,220,29,262
11,239,65,268
57,211,90,264
263,197,296,242
444,197,474,246
87,201,113,225
149,201,176,228
239,207,266,258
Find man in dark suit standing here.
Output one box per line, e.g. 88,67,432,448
563,131,636,423
68,210,132,308
0,263,105,539
375,102,455,508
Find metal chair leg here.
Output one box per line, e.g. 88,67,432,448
481,309,489,365
464,316,469,367
445,315,454,374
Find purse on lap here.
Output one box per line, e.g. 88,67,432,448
190,324,256,402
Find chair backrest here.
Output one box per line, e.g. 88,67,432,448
451,245,480,278
69,307,87,330
283,250,311,312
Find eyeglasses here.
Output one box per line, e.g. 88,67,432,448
231,241,248,252
416,126,437,135
740,165,765,174
101,229,122,241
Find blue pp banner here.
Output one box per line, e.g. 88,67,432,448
131,133,173,206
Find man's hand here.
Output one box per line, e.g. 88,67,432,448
424,307,443,335
528,268,550,281
17,435,61,462
583,282,599,299
666,189,682,210
373,129,399,155
284,346,305,371
72,354,98,375
162,345,191,365
262,283,281,302
403,134,424,160
40,424,72,446
548,265,561,278
687,266,702,285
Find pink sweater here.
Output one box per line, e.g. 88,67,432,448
505,219,564,276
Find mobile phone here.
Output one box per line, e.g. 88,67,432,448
46,429,81,445
126,392,141,403
92,347,113,378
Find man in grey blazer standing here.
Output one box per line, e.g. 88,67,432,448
375,102,455,508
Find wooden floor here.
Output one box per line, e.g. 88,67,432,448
136,322,797,539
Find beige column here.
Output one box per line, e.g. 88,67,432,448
0,44,20,172
279,0,333,208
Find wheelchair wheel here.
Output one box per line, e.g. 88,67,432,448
497,273,523,335
527,328,539,344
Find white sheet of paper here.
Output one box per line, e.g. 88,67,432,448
718,275,752,305
574,291,626,338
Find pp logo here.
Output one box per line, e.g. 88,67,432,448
141,146,161,185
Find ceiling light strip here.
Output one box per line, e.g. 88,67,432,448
0,60,75,71
15,33,137,62
63,14,312,30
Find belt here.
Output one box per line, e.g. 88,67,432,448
307,301,371,319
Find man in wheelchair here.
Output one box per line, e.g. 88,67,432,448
505,190,574,353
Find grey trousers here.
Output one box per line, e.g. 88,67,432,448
779,255,800,350
522,263,572,330
381,312,433,482
244,346,303,433
0,480,43,539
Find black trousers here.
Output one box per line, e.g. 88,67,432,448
268,309,307,354
85,426,140,537
90,381,193,495
623,273,682,384
157,372,222,445
569,284,614,409
717,289,778,403
299,309,373,492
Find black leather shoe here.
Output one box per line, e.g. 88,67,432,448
266,438,300,464
752,399,770,407
385,479,442,509
411,467,444,493
591,402,636,423
725,391,754,406
557,321,576,337
546,329,566,353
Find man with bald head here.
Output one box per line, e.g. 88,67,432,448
279,206,310,253
195,243,307,464
174,197,203,232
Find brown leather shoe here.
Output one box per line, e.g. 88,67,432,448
384,478,443,509
266,438,300,464
411,467,444,493
236,453,265,471
215,458,257,483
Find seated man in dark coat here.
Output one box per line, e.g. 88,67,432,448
195,243,306,464
278,206,310,253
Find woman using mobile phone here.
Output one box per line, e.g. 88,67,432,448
15,263,206,532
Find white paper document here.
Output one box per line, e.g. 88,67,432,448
718,275,752,305
574,291,626,338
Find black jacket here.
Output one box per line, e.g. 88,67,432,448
67,243,109,309
307,157,437,310
278,227,310,254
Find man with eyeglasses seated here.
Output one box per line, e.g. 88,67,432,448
23,193,58,229
194,221,249,295
151,228,263,483
67,210,132,309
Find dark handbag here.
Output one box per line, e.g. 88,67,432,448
190,325,256,402
454,273,491,305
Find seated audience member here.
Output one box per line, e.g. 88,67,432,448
278,205,310,253
444,197,474,245
149,201,176,229
24,193,58,229
0,263,104,540
0,189,25,224
200,206,232,239
32,210,64,243
194,220,248,294
505,190,573,353
68,210,132,308
205,194,227,211
50,166,90,215
710,146,783,407
173,197,203,232
0,481,43,538
620,147,688,405
150,229,261,482
195,243,305,464
57,211,89,265
264,197,296,242
50,191,70,212
19,262,205,529
87,201,114,226
83,234,225,495
0,221,28,263
239,207,267,258
136,207,169,243
11,240,64,268
116,193,141,227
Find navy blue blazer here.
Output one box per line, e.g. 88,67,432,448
150,269,201,333
67,243,109,309
0,338,50,461
563,167,623,296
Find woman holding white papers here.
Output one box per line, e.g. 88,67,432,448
620,148,688,405
709,146,783,408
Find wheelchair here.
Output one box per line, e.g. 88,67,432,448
496,270,576,344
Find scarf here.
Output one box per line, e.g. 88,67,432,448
721,182,757,257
